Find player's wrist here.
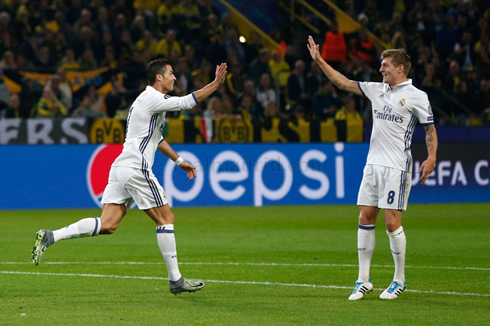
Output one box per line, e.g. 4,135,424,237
174,157,184,166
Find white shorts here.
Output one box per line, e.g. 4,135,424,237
357,164,412,211
101,166,168,210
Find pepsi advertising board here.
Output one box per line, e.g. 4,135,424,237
0,143,488,210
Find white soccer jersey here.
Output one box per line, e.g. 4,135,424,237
112,86,198,171
358,79,434,172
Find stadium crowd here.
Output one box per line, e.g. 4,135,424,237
0,0,489,126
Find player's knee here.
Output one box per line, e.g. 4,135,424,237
385,223,400,233
359,214,376,225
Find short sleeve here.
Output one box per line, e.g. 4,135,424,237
412,92,434,125
357,82,379,100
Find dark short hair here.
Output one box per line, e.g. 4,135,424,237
146,58,170,84
381,49,411,75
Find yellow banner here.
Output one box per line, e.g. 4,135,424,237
20,68,109,92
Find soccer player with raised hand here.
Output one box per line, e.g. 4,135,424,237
32,59,227,295
307,35,438,300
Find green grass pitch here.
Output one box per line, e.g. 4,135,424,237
1,204,489,325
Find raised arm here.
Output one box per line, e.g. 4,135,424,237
192,63,228,104
418,124,438,184
307,36,362,96
157,139,197,180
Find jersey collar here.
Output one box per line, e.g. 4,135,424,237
385,79,412,92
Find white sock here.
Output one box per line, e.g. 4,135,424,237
156,224,182,282
388,226,406,283
53,218,101,242
357,224,375,283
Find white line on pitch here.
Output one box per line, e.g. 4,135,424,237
1,271,488,297
1,261,489,271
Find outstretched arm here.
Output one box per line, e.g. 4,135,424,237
157,139,197,180
307,35,362,96
192,63,228,104
418,124,438,184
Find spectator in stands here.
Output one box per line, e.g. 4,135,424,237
36,86,68,118
269,28,287,56
157,29,182,58
269,51,290,88
222,94,241,120
248,48,271,85
136,30,159,59
287,60,313,112
243,32,263,63
0,75,9,110
455,30,477,72
321,21,347,70
101,46,118,69
452,79,472,124
221,13,239,37
353,28,376,66
388,12,406,37
35,47,54,71
79,48,98,70
120,50,147,91
442,59,461,94
335,96,362,121
95,7,111,38
47,75,73,112
192,59,212,85
264,102,279,119
307,61,323,95
73,26,100,61
235,79,257,108
421,63,439,88
289,104,305,125
157,0,181,32
436,15,458,59
237,94,262,121
130,15,146,44
108,0,133,25
117,30,135,62
2,94,21,118
475,32,490,69
0,50,16,69
19,78,42,118
71,85,105,119
392,32,407,50
105,78,127,118
472,78,490,119
225,63,245,96
312,79,342,120
201,13,223,45
256,74,276,111
225,30,246,64
199,0,221,21
363,0,382,29
174,57,193,95
178,0,202,43
74,9,95,39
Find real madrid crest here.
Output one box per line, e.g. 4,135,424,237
398,98,406,107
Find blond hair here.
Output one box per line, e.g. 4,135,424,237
381,49,411,76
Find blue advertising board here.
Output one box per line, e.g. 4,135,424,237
0,143,488,210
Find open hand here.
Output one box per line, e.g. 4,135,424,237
307,36,321,61
179,161,197,180
418,158,435,184
214,63,228,85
